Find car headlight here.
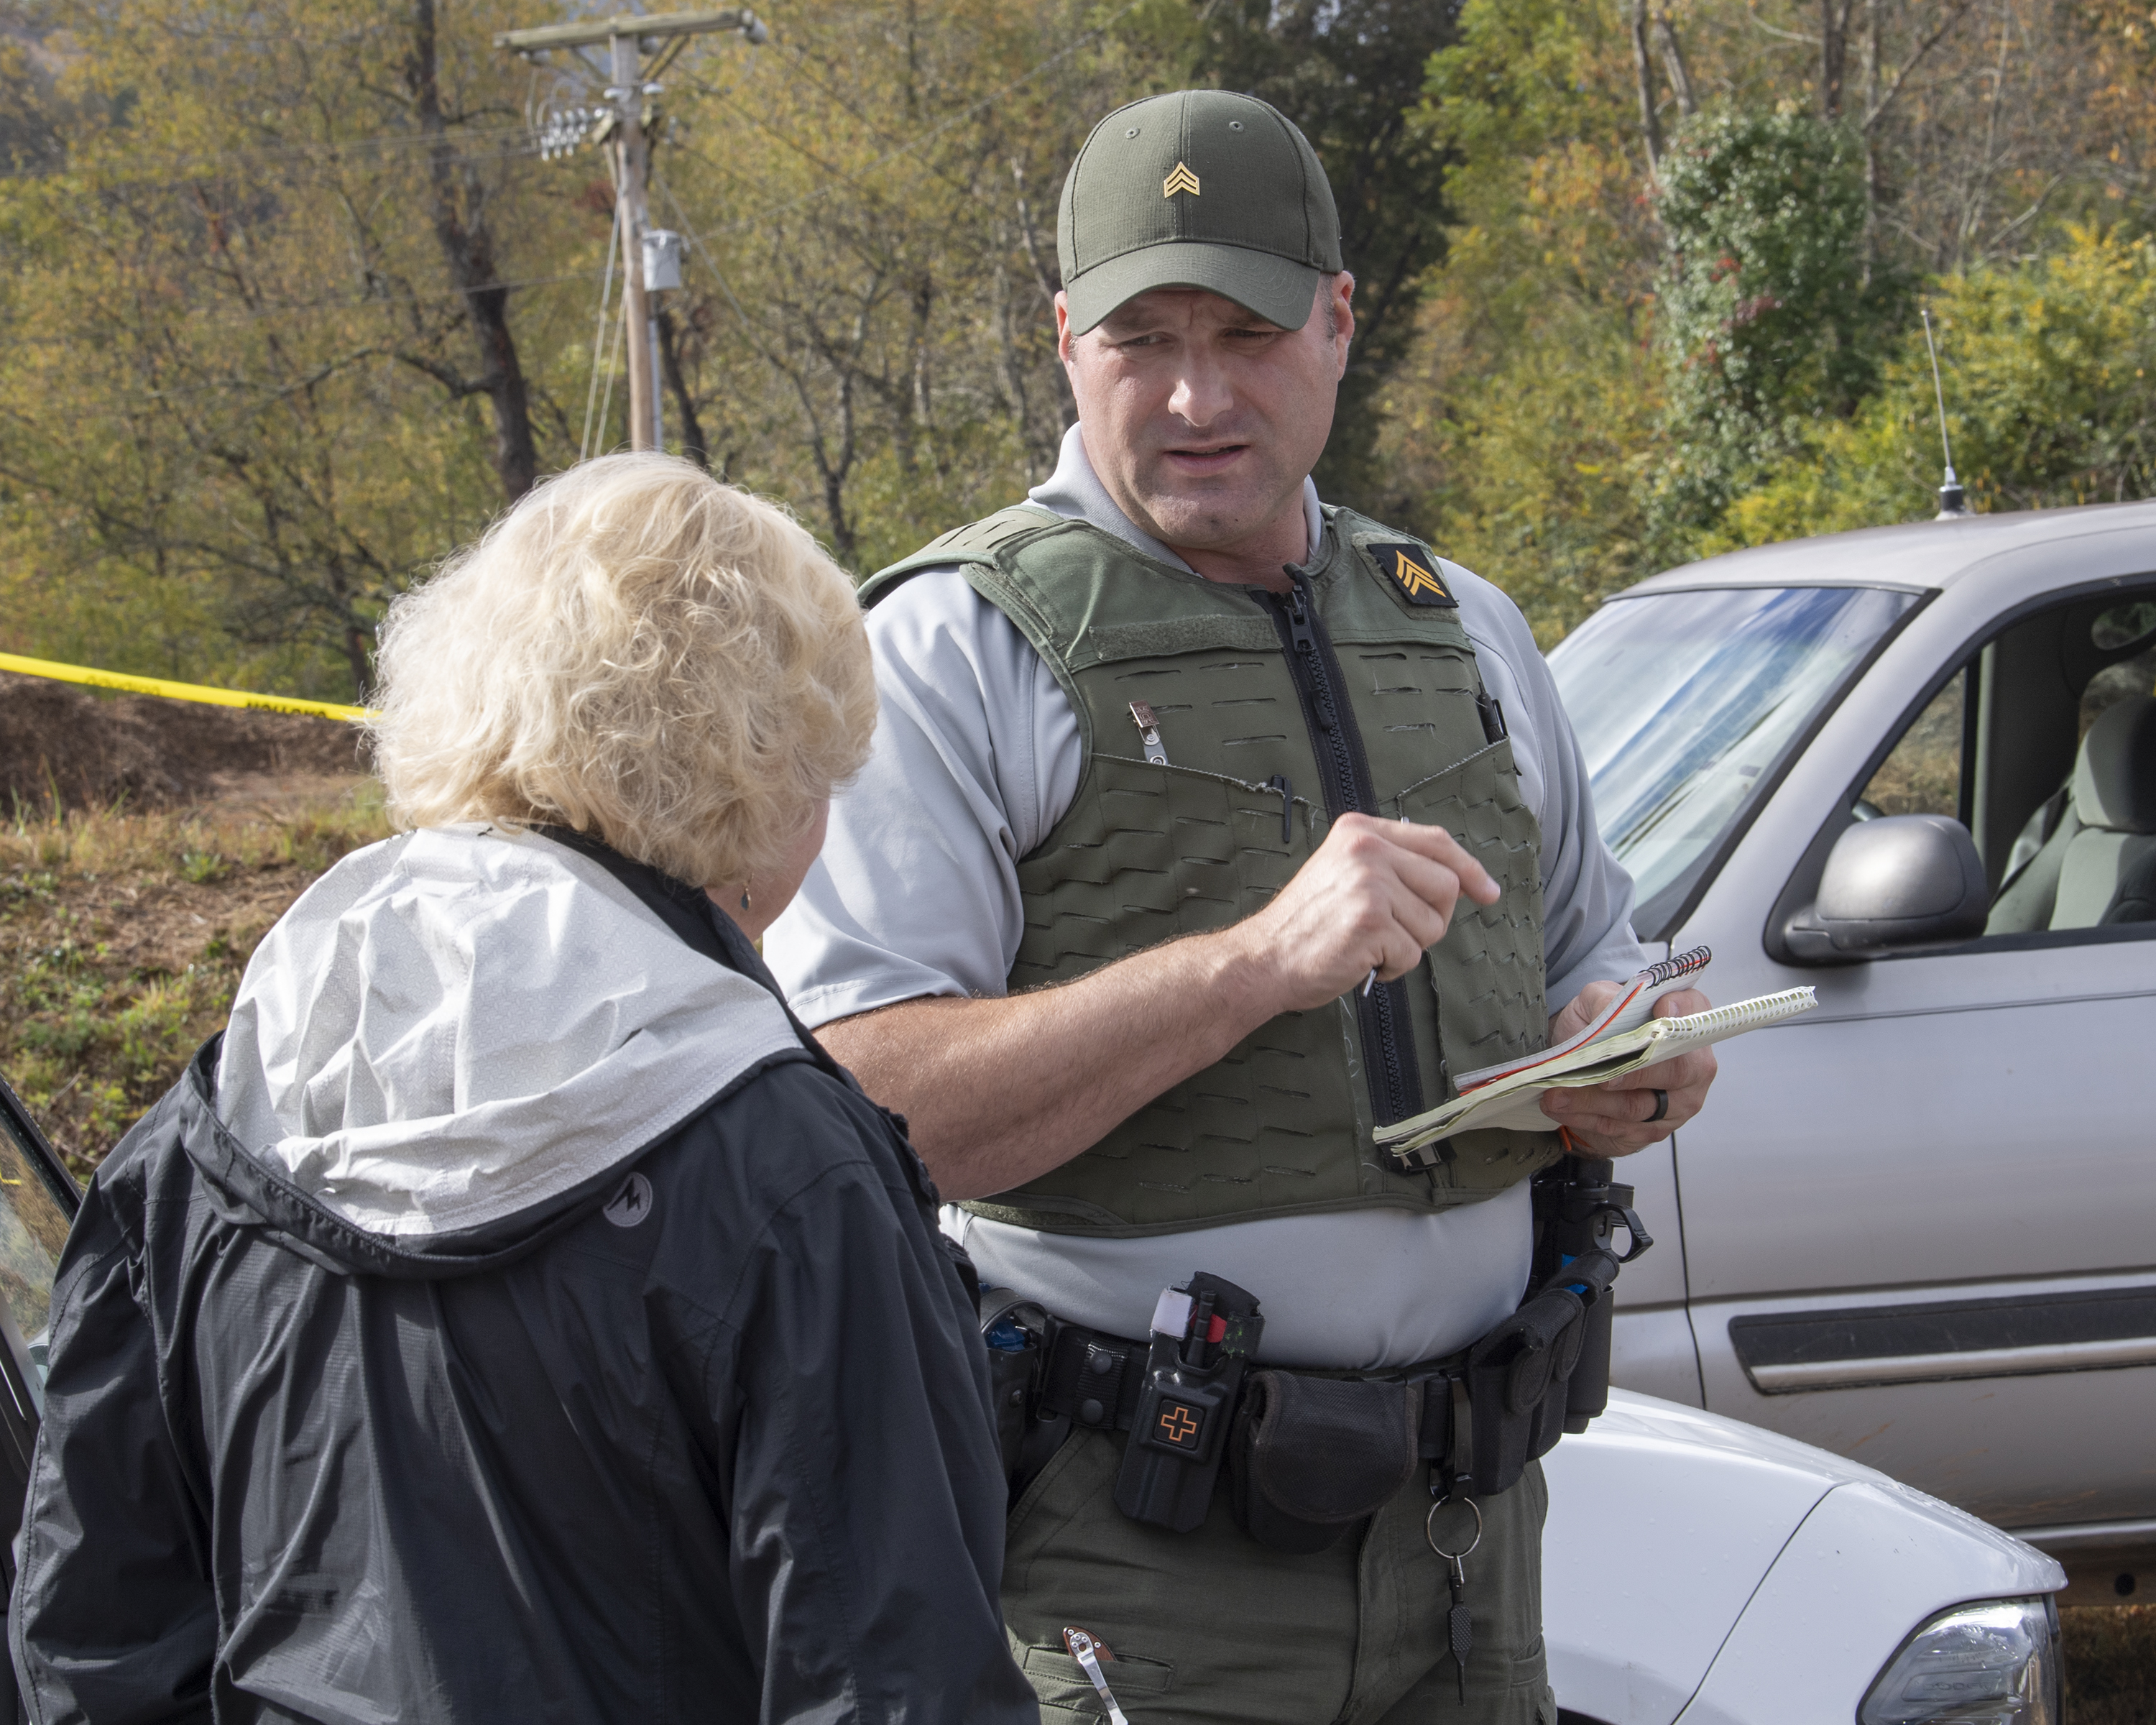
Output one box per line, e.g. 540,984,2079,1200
1858,1596,2060,1724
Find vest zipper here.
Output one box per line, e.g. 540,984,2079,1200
1258,567,1427,1127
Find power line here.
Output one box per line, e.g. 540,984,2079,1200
581,161,626,460
8,0,1143,385
8,0,1141,226
655,176,759,334
510,13,768,456
595,288,629,453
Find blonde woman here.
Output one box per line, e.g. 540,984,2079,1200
11,456,1035,1724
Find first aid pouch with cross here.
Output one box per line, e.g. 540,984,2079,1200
1112,1272,1265,1532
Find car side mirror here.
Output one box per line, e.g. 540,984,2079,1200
1782,814,1989,963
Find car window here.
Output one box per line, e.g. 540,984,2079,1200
1859,667,1967,821
2082,599,2156,737
1549,585,1918,938
1855,586,2156,942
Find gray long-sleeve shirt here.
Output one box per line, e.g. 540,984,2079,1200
766,425,1645,1368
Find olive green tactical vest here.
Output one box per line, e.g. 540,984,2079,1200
860,503,1557,1236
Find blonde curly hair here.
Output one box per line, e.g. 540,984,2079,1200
368,454,875,891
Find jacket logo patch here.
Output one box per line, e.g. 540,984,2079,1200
1368,542,1456,608
604,1172,653,1228
1162,162,1201,198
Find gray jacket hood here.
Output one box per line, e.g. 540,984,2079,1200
213,824,800,1245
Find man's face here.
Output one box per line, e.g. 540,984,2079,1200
1056,275,1355,559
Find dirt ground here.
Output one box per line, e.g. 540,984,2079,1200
0,669,367,813
0,673,385,1171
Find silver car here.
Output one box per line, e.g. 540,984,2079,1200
1551,502,2156,1604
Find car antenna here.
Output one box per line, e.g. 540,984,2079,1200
1921,308,1970,520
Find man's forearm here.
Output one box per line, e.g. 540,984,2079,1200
815,813,1500,1200
816,930,1276,1200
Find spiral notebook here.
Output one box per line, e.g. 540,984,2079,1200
1375,947,1815,1164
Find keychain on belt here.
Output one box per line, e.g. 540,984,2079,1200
1427,1494,1483,1703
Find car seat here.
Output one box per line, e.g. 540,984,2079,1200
1985,693,2156,932
2109,842,2156,923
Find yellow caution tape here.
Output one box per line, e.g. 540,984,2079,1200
0,651,372,723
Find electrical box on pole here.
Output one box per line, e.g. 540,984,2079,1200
499,10,767,455
642,230,685,293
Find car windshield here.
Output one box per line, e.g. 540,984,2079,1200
1548,584,1919,937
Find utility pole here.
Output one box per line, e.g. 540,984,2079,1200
499,9,768,454
612,29,660,452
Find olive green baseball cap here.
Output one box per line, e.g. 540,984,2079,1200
1057,89,1342,336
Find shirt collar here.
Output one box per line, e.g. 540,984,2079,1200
1026,423,1325,574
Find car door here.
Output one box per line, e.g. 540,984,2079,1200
0,1070,80,1713
1674,579,2156,1537
1548,577,1932,1417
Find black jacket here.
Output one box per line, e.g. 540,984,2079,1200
9,829,1033,1724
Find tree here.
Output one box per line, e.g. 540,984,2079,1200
1648,108,1911,545
0,0,591,696
1190,0,1460,512
0,22,65,177
1376,0,1667,632
402,0,540,502
639,0,1184,571
1,0,2147,691
1720,226,2156,542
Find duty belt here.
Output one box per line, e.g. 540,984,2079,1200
1033,1322,1477,1482
980,1156,1651,1536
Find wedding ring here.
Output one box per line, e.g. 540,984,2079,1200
1647,1089,1669,1123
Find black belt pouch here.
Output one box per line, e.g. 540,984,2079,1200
1227,1372,1422,1554
1465,1287,1586,1497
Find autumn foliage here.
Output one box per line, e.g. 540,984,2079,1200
0,0,2152,676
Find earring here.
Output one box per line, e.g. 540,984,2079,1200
740,889,752,911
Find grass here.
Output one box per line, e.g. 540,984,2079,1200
0,783,391,1179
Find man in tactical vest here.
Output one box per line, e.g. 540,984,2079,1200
765,88,1718,1723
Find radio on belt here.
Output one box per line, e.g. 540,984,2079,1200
1112,1271,1263,1532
